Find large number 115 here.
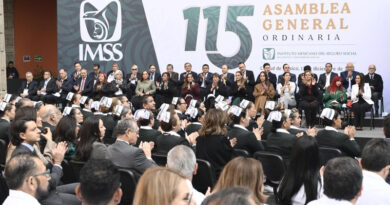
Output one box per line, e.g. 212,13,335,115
184,6,254,68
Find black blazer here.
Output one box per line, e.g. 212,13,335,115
136,127,161,147
149,72,162,83
298,73,318,88
0,119,10,145
266,131,297,161
316,129,360,158
299,83,320,103
240,70,255,87
257,72,277,89
185,123,202,135
125,73,141,98
340,70,358,89
277,73,297,84
206,82,230,98
38,78,59,95
198,72,213,88
88,71,103,83
81,109,93,121
59,78,73,99
92,83,110,100
261,120,272,140
180,71,199,84
108,80,129,97
227,126,264,155
318,72,338,91
364,73,383,94
18,80,38,98
220,73,235,86
196,134,234,177
73,77,94,96
288,127,306,137
156,81,177,104
155,132,190,155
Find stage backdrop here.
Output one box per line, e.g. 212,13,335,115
57,0,390,113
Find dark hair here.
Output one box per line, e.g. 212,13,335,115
69,107,81,121
161,72,170,81
271,115,288,132
258,71,270,85
160,109,178,132
324,157,362,201
278,136,321,204
0,103,14,118
326,63,333,68
384,114,390,138
174,97,185,107
10,120,31,146
142,95,153,106
44,70,52,76
167,64,173,68
79,159,120,205
202,64,209,68
141,70,149,81
4,154,39,189
356,73,365,89
231,110,246,125
15,98,33,109
361,139,390,172
75,117,102,161
74,62,81,66
188,108,204,123
282,72,291,77
303,65,312,71
201,187,258,205
263,63,270,68
322,111,340,127
93,63,100,68
282,64,289,69
15,106,37,121
238,62,245,66
53,116,77,143
138,111,154,126
149,64,156,69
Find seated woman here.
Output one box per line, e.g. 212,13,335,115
231,71,250,105
107,70,129,97
207,73,229,98
181,73,201,106
213,157,268,204
277,72,296,108
136,71,156,96
196,109,234,178
92,73,109,101
133,167,195,205
156,72,176,107
323,76,347,111
68,107,84,125
298,70,320,127
154,109,191,155
253,71,275,114
351,73,373,130
185,107,204,135
277,136,323,205
53,116,79,160
74,117,107,161
316,108,360,158
227,106,264,155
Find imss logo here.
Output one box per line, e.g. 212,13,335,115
79,0,123,61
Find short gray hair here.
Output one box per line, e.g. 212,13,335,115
114,118,137,136
167,145,196,178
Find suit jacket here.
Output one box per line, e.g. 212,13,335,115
206,82,230,98
0,119,10,145
266,131,297,161
168,72,179,82
156,81,177,104
42,121,56,136
135,80,156,96
136,127,161,147
38,78,59,95
155,132,190,155
185,122,202,135
220,73,235,86
318,72,338,91
70,70,81,83
261,120,272,140
198,72,213,88
59,77,73,99
316,129,360,158
257,72,277,89
227,126,264,155
277,73,297,84
18,80,38,98
298,73,318,88
149,72,161,83
364,73,383,94
340,70,358,89
107,140,156,179
240,70,255,87
180,71,199,84
90,141,108,159
73,77,94,96
88,71,103,83
81,109,93,121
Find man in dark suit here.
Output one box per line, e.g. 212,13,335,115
39,104,61,134
166,64,180,96
6,61,19,79
198,64,213,100
365,64,383,116
70,62,82,83
88,63,103,86
318,63,338,91
179,62,198,85
277,64,297,84
257,63,277,89
238,62,255,100
340,62,358,93
149,64,161,84
19,72,38,99
0,103,14,146
72,68,93,96
136,112,161,147
125,64,141,99
107,118,156,179
227,122,264,155
35,71,59,104
220,64,234,86
57,69,73,107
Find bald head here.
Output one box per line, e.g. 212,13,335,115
346,62,354,72
40,104,62,125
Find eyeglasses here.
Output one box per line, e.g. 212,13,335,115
26,169,51,181
131,69,137,71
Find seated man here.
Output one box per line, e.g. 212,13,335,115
34,71,59,104
107,118,156,179
76,159,122,205
364,64,383,117
318,63,338,92
356,139,390,204
19,72,38,99
340,62,358,97
308,157,363,205
277,64,297,84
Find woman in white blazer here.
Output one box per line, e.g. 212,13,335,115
277,72,296,108
351,73,373,130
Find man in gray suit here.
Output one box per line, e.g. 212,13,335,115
107,118,156,179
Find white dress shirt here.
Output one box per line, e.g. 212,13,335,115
3,190,41,205
186,179,205,205
307,195,353,205
291,181,323,205
325,73,331,88
356,170,390,205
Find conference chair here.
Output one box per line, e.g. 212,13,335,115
192,159,216,194
61,159,79,184
253,151,286,202
118,169,137,205
234,149,250,157
318,147,342,166
151,153,167,166
69,160,86,182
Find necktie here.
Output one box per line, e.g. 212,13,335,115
80,78,85,91
151,73,154,80
371,75,373,80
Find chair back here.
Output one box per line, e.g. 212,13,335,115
69,160,86,181
253,151,285,183
61,159,79,183
118,169,137,205
319,147,342,166
152,154,167,166
234,149,250,157
192,159,216,194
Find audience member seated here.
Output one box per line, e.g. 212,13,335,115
351,73,373,130
70,62,82,83
308,157,363,205
278,63,297,84
125,64,141,98
173,97,187,120
298,65,318,88
87,63,102,85
356,139,390,204
316,108,360,158
72,69,93,97
56,69,73,107
135,109,161,147
232,71,251,105
6,61,19,79
238,62,256,93
259,63,277,89
213,157,268,204
75,117,107,161
253,71,276,114
167,145,206,205
318,63,338,92
340,62,359,96
19,72,38,99
136,71,156,97
165,64,179,88
245,101,263,132
107,70,129,97
227,106,263,155
202,187,260,205
92,73,109,101
39,104,62,134
107,118,156,179
277,72,296,108
298,70,320,127
185,107,204,135
364,64,383,117
206,73,229,99
80,98,94,120
180,62,199,85
322,76,347,111
148,64,161,84
278,136,323,205
76,159,122,205
53,116,78,160
198,64,213,101
196,109,234,177
156,72,177,107
0,103,15,145
287,108,306,137
220,64,235,93
133,167,195,205
68,107,84,125
118,105,133,120
34,71,59,104
107,63,124,83
181,73,201,105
